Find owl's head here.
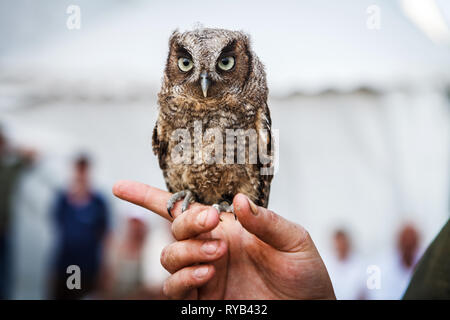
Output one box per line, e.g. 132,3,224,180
163,28,258,100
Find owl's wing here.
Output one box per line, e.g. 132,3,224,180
152,122,169,171
256,103,274,208
152,122,176,193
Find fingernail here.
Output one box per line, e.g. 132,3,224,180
197,210,209,226
201,240,219,255
247,197,259,216
193,266,209,279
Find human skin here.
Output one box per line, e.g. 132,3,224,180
113,180,336,300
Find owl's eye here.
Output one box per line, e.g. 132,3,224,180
178,57,194,72
217,56,235,71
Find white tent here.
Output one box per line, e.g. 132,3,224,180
1,0,450,95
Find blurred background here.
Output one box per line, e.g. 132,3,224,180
0,0,449,300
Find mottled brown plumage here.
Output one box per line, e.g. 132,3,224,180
152,28,273,213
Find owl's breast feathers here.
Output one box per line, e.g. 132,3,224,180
152,97,273,208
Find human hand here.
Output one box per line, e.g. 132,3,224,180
113,180,335,300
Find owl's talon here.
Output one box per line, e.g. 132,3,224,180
212,202,235,221
212,204,222,221
167,190,195,218
181,190,193,212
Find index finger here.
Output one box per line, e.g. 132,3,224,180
112,180,201,221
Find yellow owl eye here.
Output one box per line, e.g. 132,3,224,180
178,57,194,72
217,56,235,71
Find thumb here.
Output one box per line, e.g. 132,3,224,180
233,194,310,252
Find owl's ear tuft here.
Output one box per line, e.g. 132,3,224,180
239,31,252,50
237,32,253,64
168,29,181,48
164,30,181,81
233,31,254,86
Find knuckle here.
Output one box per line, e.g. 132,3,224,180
289,224,310,252
267,209,279,224
171,219,186,240
182,272,196,290
294,223,310,243
160,246,168,266
173,212,202,240
170,221,178,237
303,229,311,242
161,244,176,271
162,278,179,300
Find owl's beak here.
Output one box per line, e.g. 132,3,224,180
200,72,211,98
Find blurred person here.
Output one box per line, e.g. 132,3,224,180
0,127,35,299
140,219,173,299
398,224,420,270
99,210,158,299
367,223,420,300
325,229,366,300
48,155,110,300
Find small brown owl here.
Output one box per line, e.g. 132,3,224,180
152,28,274,217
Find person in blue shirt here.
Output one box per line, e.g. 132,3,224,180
49,155,110,299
